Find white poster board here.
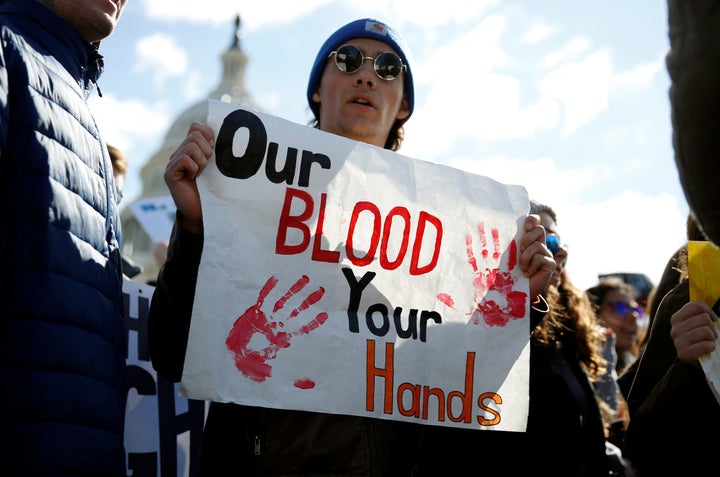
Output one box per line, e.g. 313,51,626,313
123,279,204,476
180,100,532,432
129,195,176,244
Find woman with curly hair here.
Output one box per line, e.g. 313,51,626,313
414,200,633,476
530,201,633,476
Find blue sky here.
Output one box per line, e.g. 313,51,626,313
90,0,688,292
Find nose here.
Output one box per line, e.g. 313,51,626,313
354,59,376,87
623,315,638,333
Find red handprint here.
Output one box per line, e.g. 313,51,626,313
226,274,329,382
437,221,527,327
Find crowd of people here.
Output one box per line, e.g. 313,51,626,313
1,0,718,476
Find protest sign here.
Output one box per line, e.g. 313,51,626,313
129,195,176,244
687,240,720,405
123,279,205,476
180,100,532,431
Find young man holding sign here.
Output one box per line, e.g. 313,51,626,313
149,17,555,475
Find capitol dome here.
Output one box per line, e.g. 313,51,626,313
120,15,260,284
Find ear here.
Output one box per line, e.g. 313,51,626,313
312,91,321,104
396,95,410,120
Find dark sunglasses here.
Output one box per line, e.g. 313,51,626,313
545,233,566,256
329,44,405,81
607,301,643,317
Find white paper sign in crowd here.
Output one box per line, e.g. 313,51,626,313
180,100,533,432
128,195,176,245
123,279,205,477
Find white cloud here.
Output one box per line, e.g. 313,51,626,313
612,55,665,92
88,94,172,164
539,36,590,69
402,14,562,158
403,73,561,159
537,50,612,134
368,0,500,29
138,0,332,29
561,191,687,291
413,15,512,87
522,22,556,45
133,33,189,88
88,93,175,203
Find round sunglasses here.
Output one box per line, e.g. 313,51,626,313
328,44,405,81
546,233,568,266
545,233,568,255
606,301,643,318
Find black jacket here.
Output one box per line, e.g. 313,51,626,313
623,280,720,475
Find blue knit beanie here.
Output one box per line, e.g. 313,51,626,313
307,18,415,120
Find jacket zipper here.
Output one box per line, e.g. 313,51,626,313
250,408,264,474
367,419,380,477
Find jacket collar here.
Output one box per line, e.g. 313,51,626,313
3,0,105,96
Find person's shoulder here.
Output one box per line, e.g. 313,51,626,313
0,0,62,47
0,0,51,22
655,278,689,316
643,279,690,341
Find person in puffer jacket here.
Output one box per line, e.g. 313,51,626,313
0,0,129,476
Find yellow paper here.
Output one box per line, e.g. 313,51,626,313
688,240,720,404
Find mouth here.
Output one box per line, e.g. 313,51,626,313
349,94,376,109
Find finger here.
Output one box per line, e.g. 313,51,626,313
289,287,326,319
527,252,556,299
519,237,553,274
671,301,716,327
273,275,310,313
187,121,216,148
296,312,330,335
518,240,536,273
672,313,718,341
525,213,541,231
186,123,216,157
166,141,210,181
677,344,715,364
520,215,544,252
676,335,717,364
671,303,719,365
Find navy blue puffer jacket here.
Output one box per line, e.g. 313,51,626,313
0,1,127,475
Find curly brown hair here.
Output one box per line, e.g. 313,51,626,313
535,268,607,381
